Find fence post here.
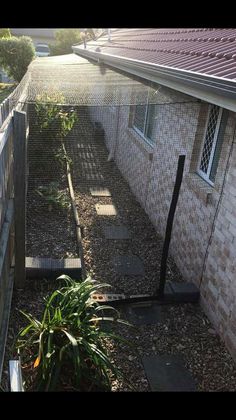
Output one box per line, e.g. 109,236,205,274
13,110,27,288
158,154,186,297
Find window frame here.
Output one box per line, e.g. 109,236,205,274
132,94,156,146
197,105,223,186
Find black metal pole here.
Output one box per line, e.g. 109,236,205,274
158,155,186,297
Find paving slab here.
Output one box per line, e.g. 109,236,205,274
90,187,111,197
112,255,145,276
95,204,117,216
142,354,196,392
26,257,82,279
103,225,131,240
123,301,166,325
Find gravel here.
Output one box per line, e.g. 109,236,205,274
2,111,236,392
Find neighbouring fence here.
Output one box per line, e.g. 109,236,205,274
0,97,10,128
0,92,28,382
0,117,15,381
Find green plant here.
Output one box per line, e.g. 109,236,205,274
35,92,78,144
49,29,82,56
34,92,77,173
36,182,71,211
0,28,11,39
16,276,132,391
0,36,35,82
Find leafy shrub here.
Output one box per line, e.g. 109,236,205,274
0,28,11,39
34,91,77,173
35,91,78,140
0,36,35,82
36,182,71,211
49,29,82,56
16,276,131,391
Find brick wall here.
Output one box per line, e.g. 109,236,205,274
88,86,236,361
200,112,236,360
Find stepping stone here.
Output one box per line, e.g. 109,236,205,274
85,173,104,181
26,257,82,279
90,187,111,197
103,225,131,240
142,354,196,392
168,282,200,303
95,204,117,216
123,301,165,325
112,255,145,276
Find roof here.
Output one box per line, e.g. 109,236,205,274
74,28,236,81
10,28,59,39
72,29,236,113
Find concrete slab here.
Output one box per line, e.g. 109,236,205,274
123,301,166,325
26,257,82,279
95,204,117,216
142,354,196,392
103,225,131,240
90,187,111,197
112,255,145,276
167,282,200,303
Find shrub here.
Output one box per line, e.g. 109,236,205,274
0,28,11,39
16,276,132,391
0,36,35,82
49,29,82,56
34,91,77,173
36,182,71,211
35,91,77,140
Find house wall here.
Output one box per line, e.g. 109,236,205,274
200,113,236,360
88,86,236,361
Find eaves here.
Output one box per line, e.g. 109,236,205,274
72,46,236,113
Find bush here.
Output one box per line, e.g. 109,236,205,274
0,36,35,82
49,29,82,56
0,28,11,39
34,91,77,173
16,276,132,391
36,182,71,212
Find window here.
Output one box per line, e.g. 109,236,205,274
198,105,223,186
132,99,157,145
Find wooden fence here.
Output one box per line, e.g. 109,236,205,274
0,96,11,128
0,96,27,382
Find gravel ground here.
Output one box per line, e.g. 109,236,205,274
1,109,236,391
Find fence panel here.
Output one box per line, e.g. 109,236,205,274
0,117,15,382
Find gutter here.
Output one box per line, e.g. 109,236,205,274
72,46,236,113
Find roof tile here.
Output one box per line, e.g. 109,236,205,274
79,28,236,81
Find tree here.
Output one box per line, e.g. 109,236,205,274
0,28,11,38
49,29,82,56
0,36,35,82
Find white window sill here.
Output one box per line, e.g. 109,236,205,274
185,173,217,205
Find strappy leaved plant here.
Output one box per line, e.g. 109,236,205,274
16,276,132,391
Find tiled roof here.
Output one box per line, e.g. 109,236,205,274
81,28,236,81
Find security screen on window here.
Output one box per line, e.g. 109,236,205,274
198,105,226,185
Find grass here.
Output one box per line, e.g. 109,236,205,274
0,83,16,103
